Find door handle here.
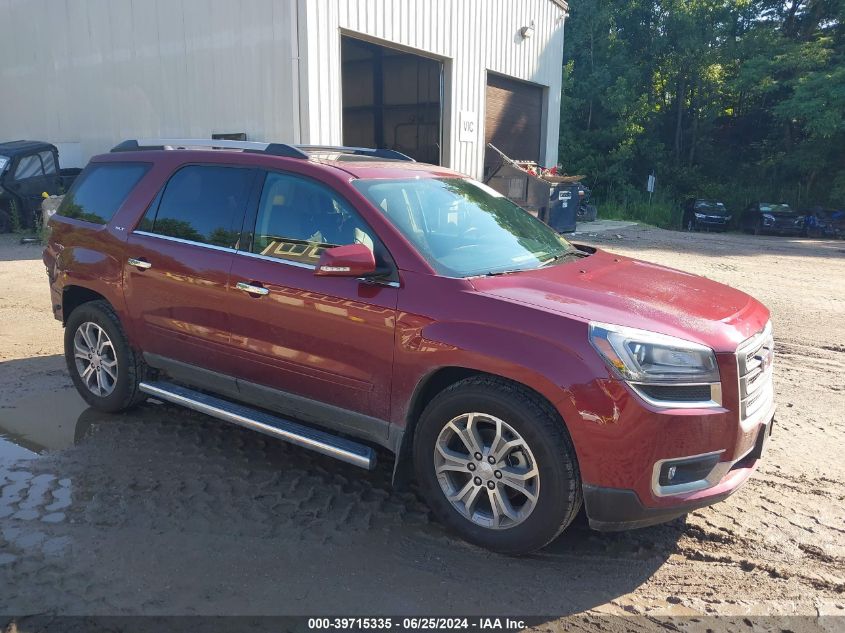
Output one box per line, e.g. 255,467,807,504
236,281,269,296
128,258,152,270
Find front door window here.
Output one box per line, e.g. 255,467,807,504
251,171,377,266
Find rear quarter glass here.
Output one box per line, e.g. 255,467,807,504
57,162,151,224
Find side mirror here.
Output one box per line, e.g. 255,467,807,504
315,243,377,278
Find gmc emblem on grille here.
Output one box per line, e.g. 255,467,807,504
760,348,773,372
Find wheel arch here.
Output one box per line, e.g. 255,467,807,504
391,366,572,487
62,285,110,324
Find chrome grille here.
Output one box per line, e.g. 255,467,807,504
737,323,774,421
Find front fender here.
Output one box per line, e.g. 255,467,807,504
391,315,610,429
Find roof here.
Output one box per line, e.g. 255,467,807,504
0,140,57,156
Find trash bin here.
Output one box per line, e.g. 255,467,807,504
484,144,581,233
545,183,579,233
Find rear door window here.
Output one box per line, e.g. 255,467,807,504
139,165,254,248
58,162,150,224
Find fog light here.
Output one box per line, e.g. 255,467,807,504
658,453,721,487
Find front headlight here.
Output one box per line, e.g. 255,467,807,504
761,213,775,225
589,322,721,403
694,212,706,219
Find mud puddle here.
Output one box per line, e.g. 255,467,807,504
0,390,90,462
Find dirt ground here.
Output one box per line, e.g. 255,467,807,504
0,226,843,623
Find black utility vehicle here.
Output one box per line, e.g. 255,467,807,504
741,202,805,236
0,140,77,232
681,199,731,232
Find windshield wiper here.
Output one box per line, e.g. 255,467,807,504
540,251,583,267
483,269,524,276
480,251,585,277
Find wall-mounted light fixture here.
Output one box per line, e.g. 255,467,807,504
520,21,536,39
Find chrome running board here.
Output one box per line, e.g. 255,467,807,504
139,380,376,470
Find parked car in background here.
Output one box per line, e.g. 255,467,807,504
44,138,775,554
0,140,80,232
682,199,732,232
803,207,845,239
741,202,805,236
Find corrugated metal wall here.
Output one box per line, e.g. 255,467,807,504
0,0,565,175
0,0,301,163
299,0,566,179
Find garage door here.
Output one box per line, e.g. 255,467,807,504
484,74,543,178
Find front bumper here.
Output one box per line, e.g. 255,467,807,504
694,216,729,230
584,407,775,531
763,220,805,235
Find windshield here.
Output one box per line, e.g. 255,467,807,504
0,155,8,173
694,200,727,214
760,203,793,214
353,177,579,277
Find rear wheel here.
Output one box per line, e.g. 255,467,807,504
64,300,147,413
413,376,581,554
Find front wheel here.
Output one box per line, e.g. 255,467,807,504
64,300,147,413
413,376,582,554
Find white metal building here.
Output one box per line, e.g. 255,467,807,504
0,0,568,179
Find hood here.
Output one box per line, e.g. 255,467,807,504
469,249,769,351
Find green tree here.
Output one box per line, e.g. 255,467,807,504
559,0,845,222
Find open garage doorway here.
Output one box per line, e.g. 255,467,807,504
341,36,443,165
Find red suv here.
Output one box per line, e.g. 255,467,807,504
43,139,775,554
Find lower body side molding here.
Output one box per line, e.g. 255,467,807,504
139,380,377,470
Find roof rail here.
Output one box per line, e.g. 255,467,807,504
109,139,414,161
110,138,309,159
297,145,415,162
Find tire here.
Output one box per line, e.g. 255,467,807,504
413,376,582,554
64,300,147,413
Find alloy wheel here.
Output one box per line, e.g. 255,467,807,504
73,321,118,397
433,412,540,530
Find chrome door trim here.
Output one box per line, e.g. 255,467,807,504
235,250,316,270
235,251,401,287
133,230,237,253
